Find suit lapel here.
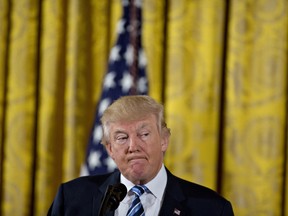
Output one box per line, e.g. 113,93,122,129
159,169,186,216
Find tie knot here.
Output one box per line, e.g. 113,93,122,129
131,185,148,197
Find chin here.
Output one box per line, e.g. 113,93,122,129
130,167,147,180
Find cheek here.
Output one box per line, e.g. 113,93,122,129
109,145,126,161
106,144,115,159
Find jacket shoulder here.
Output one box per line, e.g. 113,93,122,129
47,171,120,215
64,172,114,188
163,169,234,215
58,171,120,198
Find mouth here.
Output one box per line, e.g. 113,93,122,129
128,156,147,162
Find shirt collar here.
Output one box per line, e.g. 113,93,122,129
120,164,167,200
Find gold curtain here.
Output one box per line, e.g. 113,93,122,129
0,0,287,215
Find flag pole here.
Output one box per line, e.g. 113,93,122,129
130,0,139,94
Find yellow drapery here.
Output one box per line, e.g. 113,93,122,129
0,0,287,215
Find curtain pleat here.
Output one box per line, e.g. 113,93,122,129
143,0,167,101
164,0,226,190
223,0,288,215
35,0,67,215
35,1,121,215
0,0,287,215
0,0,9,199
2,0,40,215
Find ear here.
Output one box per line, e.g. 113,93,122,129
161,134,169,152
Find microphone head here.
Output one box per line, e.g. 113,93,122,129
105,183,127,211
111,183,127,202
99,183,127,215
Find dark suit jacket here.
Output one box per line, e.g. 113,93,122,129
47,168,234,216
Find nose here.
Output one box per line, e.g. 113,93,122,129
128,135,140,152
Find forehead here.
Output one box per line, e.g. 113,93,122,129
109,114,157,132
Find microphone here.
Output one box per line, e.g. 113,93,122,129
98,183,127,216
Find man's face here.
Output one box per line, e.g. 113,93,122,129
106,114,169,185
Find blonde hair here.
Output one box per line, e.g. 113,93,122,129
101,95,170,145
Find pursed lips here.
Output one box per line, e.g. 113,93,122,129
128,156,147,162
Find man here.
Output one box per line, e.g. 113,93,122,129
48,95,234,215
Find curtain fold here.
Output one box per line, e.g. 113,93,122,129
35,0,67,214
35,1,121,215
223,0,288,214
142,0,167,101
0,1,9,200
2,0,40,215
164,0,226,190
0,0,287,215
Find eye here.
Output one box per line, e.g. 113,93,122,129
139,132,150,140
115,134,128,144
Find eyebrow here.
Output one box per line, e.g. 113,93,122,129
139,122,150,129
113,130,127,135
112,122,151,134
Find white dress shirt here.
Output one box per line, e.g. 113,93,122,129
115,164,167,216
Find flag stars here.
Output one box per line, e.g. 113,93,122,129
104,157,117,172
88,151,102,169
135,0,142,8
93,125,103,144
124,0,142,8
138,49,147,68
117,19,126,34
104,72,116,89
137,77,148,93
109,45,121,62
99,98,111,115
124,44,134,66
122,0,129,6
121,72,133,92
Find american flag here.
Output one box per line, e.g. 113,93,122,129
81,0,148,176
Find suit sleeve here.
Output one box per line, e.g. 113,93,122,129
47,185,65,216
